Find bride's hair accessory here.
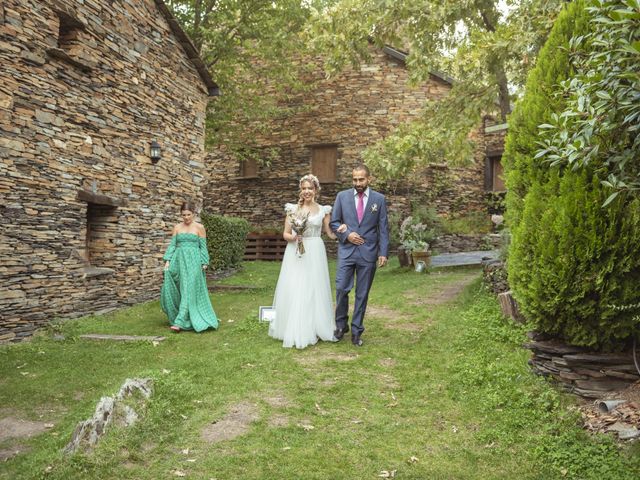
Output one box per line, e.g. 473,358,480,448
299,174,321,192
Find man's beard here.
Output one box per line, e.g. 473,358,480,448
354,185,365,193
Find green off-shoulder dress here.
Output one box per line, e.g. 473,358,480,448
160,233,218,331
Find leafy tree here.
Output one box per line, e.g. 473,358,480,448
166,0,320,162
307,0,565,180
535,0,640,205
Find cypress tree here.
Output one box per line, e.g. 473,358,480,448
503,0,590,227
504,0,640,349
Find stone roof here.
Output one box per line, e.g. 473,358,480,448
382,45,455,85
152,0,219,96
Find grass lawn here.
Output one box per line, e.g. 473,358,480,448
1,260,638,479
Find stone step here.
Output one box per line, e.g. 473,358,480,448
79,334,166,342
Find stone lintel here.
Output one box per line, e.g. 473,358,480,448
51,7,86,30
46,48,93,72
77,189,126,207
79,334,166,342
81,266,115,278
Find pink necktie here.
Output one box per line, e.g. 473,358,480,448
357,192,364,223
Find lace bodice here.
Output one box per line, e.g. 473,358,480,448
285,203,331,238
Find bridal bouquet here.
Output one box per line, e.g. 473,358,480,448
288,211,310,256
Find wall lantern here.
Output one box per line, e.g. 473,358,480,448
150,140,161,164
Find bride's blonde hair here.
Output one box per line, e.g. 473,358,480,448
298,174,321,206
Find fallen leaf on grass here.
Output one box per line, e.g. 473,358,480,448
162,369,171,374
378,470,397,478
298,423,315,431
181,448,190,455
452,425,458,433
180,414,188,420
17,363,28,369
44,423,54,428
282,446,291,451
172,470,187,477
186,459,196,463
408,456,419,463
152,341,160,347
350,419,363,424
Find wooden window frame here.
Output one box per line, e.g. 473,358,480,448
237,158,259,179
310,144,338,183
484,152,506,192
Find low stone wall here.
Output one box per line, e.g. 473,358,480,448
524,338,640,399
432,233,502,253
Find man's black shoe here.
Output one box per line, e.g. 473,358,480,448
351,333,363,347
333,326,349,341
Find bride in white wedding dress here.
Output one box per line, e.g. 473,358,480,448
268,174,342,349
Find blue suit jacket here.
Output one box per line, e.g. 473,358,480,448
330,189,390,263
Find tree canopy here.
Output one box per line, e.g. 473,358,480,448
165,0,321,162
306,0,565,180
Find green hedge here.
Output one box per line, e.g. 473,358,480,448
509,171,640,349
200,212,250,271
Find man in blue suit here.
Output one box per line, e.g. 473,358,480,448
330,164,389,347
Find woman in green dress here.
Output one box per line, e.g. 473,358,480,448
160,201,218,332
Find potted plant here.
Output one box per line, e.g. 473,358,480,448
399,210,440,268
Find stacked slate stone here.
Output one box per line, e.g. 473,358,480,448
482,259,509,294
524,339,640,398
432,233,502,254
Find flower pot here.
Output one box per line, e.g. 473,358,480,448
397,246,412,267
411,250,431,268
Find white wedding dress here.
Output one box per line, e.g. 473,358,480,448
268,204,336,349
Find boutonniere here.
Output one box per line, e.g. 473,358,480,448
370,203,378,213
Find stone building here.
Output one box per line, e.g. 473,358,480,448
0,0,218,342
204,46,506,233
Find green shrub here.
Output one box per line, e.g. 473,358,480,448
200,212,250,271
440,210,493,235
508,170,640,349
502,0,640,348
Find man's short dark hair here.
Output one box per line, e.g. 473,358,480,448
353,163,371,176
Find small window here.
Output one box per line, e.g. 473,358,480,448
82,203,118,276
239,158,258,178
76,189,124,277
47,9,93,72
311,146,337,183
484,155,506,192
56,10,85,51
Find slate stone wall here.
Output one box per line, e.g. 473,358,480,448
204,49,498,231
0,0,209,341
